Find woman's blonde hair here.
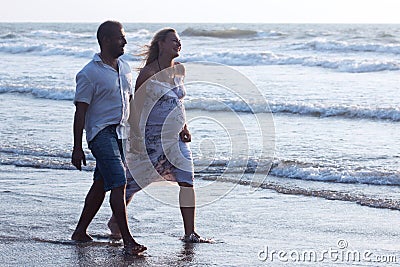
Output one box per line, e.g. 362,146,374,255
138,28,177,68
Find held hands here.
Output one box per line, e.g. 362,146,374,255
179,125,191,143
71,147,86,171
129,134,145,154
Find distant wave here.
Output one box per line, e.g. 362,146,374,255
2,146,399,186
185,98,400,122
0,146,74,160
197,158,400,186
181,27,258,38
0,86,75,100
0,43,140,62
0,43,95,58
2,147,400,210
268,159,400,185
269,101,400,121
29,29,93,40
0,33,18,39
2,87,400,122
0,147,94,171
0,153,83,171
203,175,400,210
28,28,152,40
295,39,400,55
377,32,396,38
181,51,400,72
1,40,398,72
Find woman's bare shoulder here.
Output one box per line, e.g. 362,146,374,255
174,62,185,76
135,63,157,90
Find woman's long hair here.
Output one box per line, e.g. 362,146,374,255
138,28,176,69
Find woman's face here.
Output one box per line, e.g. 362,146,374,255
160,31,181,58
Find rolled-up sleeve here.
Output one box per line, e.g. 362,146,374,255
74,72,93,105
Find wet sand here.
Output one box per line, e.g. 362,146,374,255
0,165,399,266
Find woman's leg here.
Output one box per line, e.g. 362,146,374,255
178,181,212,243
178,182,195,235
108,175,143,237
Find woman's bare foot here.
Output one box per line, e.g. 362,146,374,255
71,231,93,242
124,240,147,255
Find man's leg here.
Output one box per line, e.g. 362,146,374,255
72,179,105,241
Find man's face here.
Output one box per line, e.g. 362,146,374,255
107,27,127,58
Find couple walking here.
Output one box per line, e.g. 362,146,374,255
71,21,209,256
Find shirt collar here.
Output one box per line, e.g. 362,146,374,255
93,53,102,62
93,53,122,63
93,53,122,72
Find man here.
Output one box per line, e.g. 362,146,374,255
71,20,146,255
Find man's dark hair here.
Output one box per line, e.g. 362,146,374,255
96,20,123,48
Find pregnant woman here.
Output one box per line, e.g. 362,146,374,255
108,28,211,243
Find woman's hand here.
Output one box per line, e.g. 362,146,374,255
179,124,191,142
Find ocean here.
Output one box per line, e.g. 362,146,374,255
0,22,400,265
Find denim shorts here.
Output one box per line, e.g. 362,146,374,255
88,125,126,192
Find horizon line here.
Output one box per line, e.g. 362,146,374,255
1,21,400,25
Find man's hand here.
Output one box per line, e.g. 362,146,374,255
72,147,86,171
72,102,88,171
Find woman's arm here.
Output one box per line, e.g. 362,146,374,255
179,124,191,142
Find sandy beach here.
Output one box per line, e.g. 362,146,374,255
0,164,399,266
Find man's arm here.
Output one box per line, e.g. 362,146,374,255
71,102,89,170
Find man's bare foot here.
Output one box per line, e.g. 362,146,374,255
71,231,93,242
107,220,122,239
